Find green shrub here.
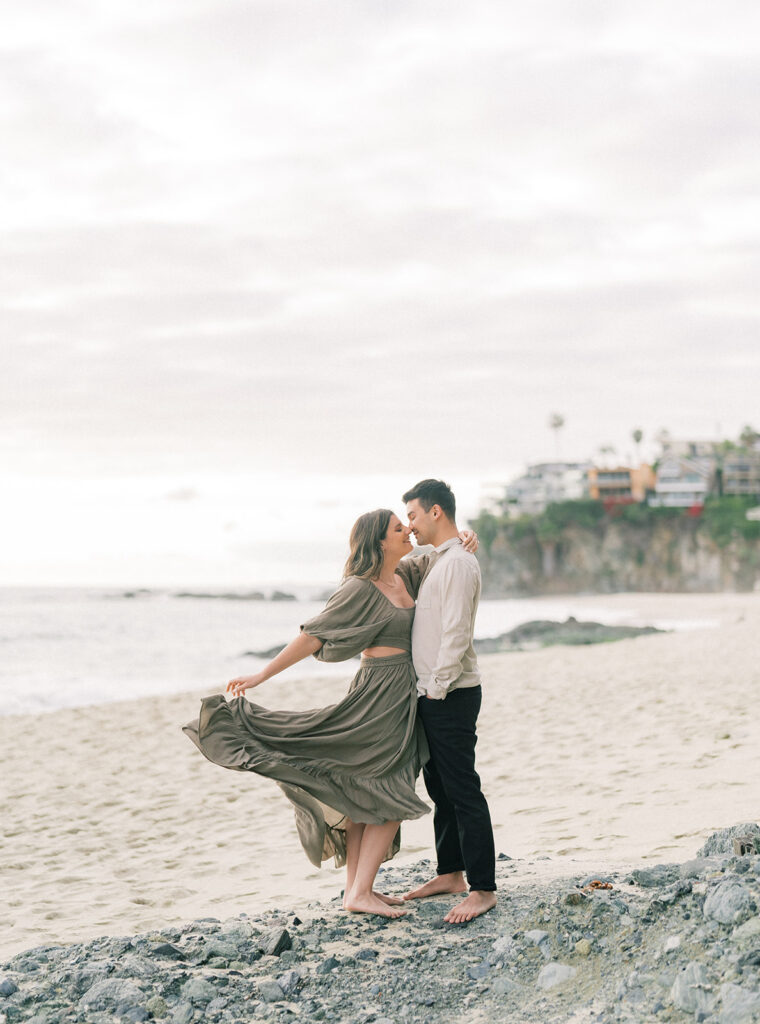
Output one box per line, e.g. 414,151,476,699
703,497,757,547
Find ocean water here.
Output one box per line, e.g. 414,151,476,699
0,587,714,717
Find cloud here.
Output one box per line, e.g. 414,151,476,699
1,0,759,486
165,487,199,502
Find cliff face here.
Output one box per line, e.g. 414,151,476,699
477,517,760,596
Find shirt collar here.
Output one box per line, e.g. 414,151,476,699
433,536,462,555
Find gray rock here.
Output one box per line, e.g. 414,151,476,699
0,978,18,997
680,858,719,879
219,920,256,942
171,1002,193,1024
316,956,340,974
492,936,517,961
704,879,755,926
259,980,286,1002
260,928,292,957
179,977,217,1004
194,938,239,963
652,880,693,906
564,891,589,906
698,824,760,858
277,969,302,996
467,962,490,980
631,865,680,887
113,952,160,978
719,982,760,1023
670,962,714,1014
145,994,168,1017
536,963,577,989
79,977,144,1009
355,948,378,961
733,916,760,941
121,1008,149,1023
148,943,185,960
491,974,523,995
524,929,550,946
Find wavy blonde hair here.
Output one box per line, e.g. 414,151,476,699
343,509,393,580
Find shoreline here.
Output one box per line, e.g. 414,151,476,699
2,592,759,968
0,590,746,720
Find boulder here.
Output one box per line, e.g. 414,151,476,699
719,982,760,1023
704,879,755,926
698,824,760,858
670,962,714,1015
79,978,144,1009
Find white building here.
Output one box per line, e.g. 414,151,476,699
649,456,714,508
503,462,591,516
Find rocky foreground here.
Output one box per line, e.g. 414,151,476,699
3,826,760,1024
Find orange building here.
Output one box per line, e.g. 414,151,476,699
587,464,655,503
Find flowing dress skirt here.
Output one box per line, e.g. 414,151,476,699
183,653,429,867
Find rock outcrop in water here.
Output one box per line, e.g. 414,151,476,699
3,825,760,1023
473,617,663,653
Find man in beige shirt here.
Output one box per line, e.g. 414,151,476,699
401,479,497,923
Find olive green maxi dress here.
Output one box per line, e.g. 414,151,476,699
183,566,430,868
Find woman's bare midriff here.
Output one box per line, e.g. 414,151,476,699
362,646,408,658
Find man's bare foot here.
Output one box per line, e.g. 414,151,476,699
403,872,467,901
344,891,407,918
444,890,497,924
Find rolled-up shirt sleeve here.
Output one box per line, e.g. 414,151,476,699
424,560,479,700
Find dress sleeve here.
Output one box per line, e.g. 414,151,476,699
394,553,431,601
300,577,393,662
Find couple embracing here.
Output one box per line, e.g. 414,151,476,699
184,479,497,923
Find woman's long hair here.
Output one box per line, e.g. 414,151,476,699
343,509,393,580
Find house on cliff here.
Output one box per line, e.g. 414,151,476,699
721,451,760,498
587,464,655,504
502,461,591,516
649,456,714,507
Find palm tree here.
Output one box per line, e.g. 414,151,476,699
632,428,643,464
548,413,565,459
597,444,617,466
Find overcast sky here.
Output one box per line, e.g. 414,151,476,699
2,0,759,585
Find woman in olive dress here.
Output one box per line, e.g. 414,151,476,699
183,509,476,918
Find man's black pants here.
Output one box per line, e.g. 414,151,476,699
417,685,496,892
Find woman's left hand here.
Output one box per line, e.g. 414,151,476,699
459,529,479,553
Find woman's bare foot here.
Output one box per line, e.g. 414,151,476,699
443,890,497,923
344,891,407,918
342,890,404,909
374,891,405,906
403,871,467,901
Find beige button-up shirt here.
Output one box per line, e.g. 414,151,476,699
411,537,482,700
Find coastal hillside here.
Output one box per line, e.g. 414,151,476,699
470,499,760,596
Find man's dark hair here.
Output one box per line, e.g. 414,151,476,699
402,479,456,521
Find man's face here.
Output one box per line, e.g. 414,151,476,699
406,498,437,546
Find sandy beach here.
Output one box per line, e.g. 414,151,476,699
2,592,759,963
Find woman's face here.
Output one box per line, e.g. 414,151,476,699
381,513,413,560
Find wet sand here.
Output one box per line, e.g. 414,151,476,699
2,591,758,961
